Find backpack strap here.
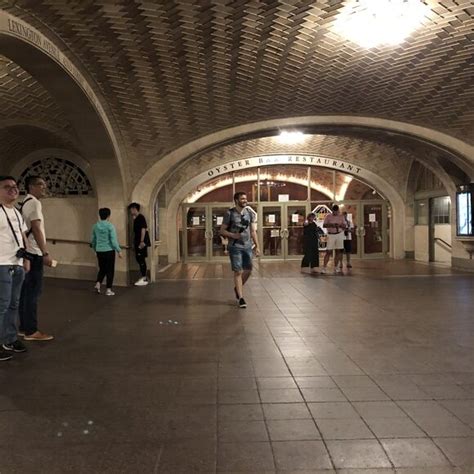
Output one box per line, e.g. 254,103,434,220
17,197,34,237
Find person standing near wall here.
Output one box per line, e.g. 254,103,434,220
301,212,324,274
18,176,54,341
0,176,30,360
128,203,150,286
321,204,346,274
340,211,353,270
91,208,122,295
220,192,260,308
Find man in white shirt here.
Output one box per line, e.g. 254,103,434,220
0,176,30,361
18,176,54,341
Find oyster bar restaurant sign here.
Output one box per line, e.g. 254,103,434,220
207,155,362,177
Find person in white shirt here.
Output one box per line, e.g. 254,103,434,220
0,176,30,361
18,176,54,341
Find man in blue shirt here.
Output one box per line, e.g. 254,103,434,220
220,192,260,308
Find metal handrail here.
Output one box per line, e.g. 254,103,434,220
47,238,130,249
434,237,452,250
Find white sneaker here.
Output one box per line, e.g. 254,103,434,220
320,267,327,274
94,283,101,294
105,289,115,296
134,278,149,286
335,267,342,274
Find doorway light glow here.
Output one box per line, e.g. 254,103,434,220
278,131,307,145
334,0,429,48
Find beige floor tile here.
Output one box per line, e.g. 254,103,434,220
266,419,321,441
326,440,392,469
217,441,275,471
308,401,360,419
381,438,451,468
433,437,474,468
262,403,311,420
272,440,332,470
341,386,390,401
364,417,427,438
353,401,408,419
317,418,374,440
301,387,347,402
259,388,304,403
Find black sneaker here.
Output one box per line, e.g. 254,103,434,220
2,340,27,353
234,287,239,300
238,297,247,308
0,349,13,361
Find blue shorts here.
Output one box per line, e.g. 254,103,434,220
228,246,253,272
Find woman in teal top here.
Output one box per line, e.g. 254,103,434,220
91,208,122,295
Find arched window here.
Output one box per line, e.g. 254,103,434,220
18,157,93,196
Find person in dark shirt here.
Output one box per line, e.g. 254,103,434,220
128,202,150,286
301,212,324,274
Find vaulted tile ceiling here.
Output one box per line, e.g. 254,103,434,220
1,0,473,176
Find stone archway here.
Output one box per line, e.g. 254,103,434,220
0,12,127,202
162,154,406,264
132,115,474,212
0,11,130,283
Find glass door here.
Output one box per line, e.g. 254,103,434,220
184,204,231,261
210,206,230,259
286,204,308,258
340,203,359,257
361,203,386,257
259,203,308,260
260,205,283,258
185,206,207,260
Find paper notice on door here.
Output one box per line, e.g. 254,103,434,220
278,194,289,202
292,214,299,223
192,217,200,225
369,213,376,222
347,213,353,222
270,229,280,237
216,216,223,225
268,214,276,223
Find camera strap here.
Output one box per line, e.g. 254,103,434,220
0,204,23,249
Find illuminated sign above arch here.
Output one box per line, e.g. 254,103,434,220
206,155,362,178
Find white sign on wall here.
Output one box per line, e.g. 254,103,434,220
268,214,276,223
292,214,299,223
369,213,376,222
192,217,200,225
278,194,289,202
216,216,223,225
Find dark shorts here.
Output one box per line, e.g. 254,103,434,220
228,246,253,272
343,240,352,253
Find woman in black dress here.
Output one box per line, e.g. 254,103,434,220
301,213,323,273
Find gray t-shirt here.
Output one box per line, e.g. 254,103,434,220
223,207,255,249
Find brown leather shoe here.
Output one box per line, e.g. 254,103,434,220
23,331,54,341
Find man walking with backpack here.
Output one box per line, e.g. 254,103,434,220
18,176,54,341
220,192,260,308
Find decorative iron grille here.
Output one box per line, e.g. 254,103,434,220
18,157,93,196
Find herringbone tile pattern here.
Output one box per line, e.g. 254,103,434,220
0,0,472,173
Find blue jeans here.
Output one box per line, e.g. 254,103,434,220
0,265,25,345
19,254,44,335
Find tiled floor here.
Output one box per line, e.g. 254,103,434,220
0,261,473,473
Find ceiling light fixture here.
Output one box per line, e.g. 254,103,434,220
334,0,429,48
278,131,307,145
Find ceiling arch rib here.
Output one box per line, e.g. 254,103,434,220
2,0,473,182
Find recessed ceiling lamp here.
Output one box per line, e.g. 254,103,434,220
278,131,307,145
334,0,429,48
